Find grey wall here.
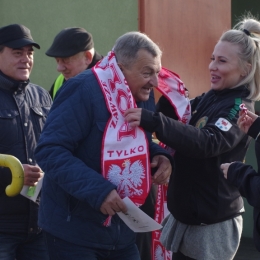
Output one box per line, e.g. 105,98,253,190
0,0,138,90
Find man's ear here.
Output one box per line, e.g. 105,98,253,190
117,63,124,71
85,50,93,64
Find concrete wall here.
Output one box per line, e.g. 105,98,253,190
0,0,138,90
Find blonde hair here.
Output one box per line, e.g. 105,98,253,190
220,15,260,101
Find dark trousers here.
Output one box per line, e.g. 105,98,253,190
44,231,140,260
0,231,49,260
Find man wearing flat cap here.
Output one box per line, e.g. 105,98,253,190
0,24,51,259
47,27,102,99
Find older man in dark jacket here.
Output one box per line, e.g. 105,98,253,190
35,32,173,260
0,24,52,259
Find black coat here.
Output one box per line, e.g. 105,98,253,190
140,86,254,225
228,117,260,251
0,71,52,233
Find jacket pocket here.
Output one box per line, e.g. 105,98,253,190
0,109,20,148
30,106,49,134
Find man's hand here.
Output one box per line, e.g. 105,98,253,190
124,108,142,128
100,190,127,216
23,164,43,186
151,155,172,185
220,163,232,179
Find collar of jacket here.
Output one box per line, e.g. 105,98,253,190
87,51,103,69
211,85,250,97
0,70,29,93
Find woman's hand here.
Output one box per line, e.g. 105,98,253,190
124,108,142,128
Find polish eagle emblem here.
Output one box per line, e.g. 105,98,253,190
154,244,164,260
107,159,145,197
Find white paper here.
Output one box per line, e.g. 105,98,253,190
117,197,162,233
20,173,44,202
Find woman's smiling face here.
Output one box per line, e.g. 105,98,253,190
209,41,245,91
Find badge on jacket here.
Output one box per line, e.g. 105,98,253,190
195,116,208,129
215,118,232,131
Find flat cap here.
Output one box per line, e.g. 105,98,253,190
0,24,40,49
46,27,94,57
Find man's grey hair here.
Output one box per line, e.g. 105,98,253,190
113,31,162,68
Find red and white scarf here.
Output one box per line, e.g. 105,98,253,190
151,67,191,260
92,51,151,213
157,67,191,124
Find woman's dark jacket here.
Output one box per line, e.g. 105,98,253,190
140,86,254,225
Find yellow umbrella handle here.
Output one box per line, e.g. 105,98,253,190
0,154,24,196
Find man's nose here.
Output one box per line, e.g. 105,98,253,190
57,62,66,72
150,74,159,87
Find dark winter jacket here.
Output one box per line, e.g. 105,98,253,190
228,117,260,251
140,86,254,225
35,69,173,249
0,71,52,233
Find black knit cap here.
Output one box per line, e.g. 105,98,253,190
46,27,94,57
0,24,40,49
